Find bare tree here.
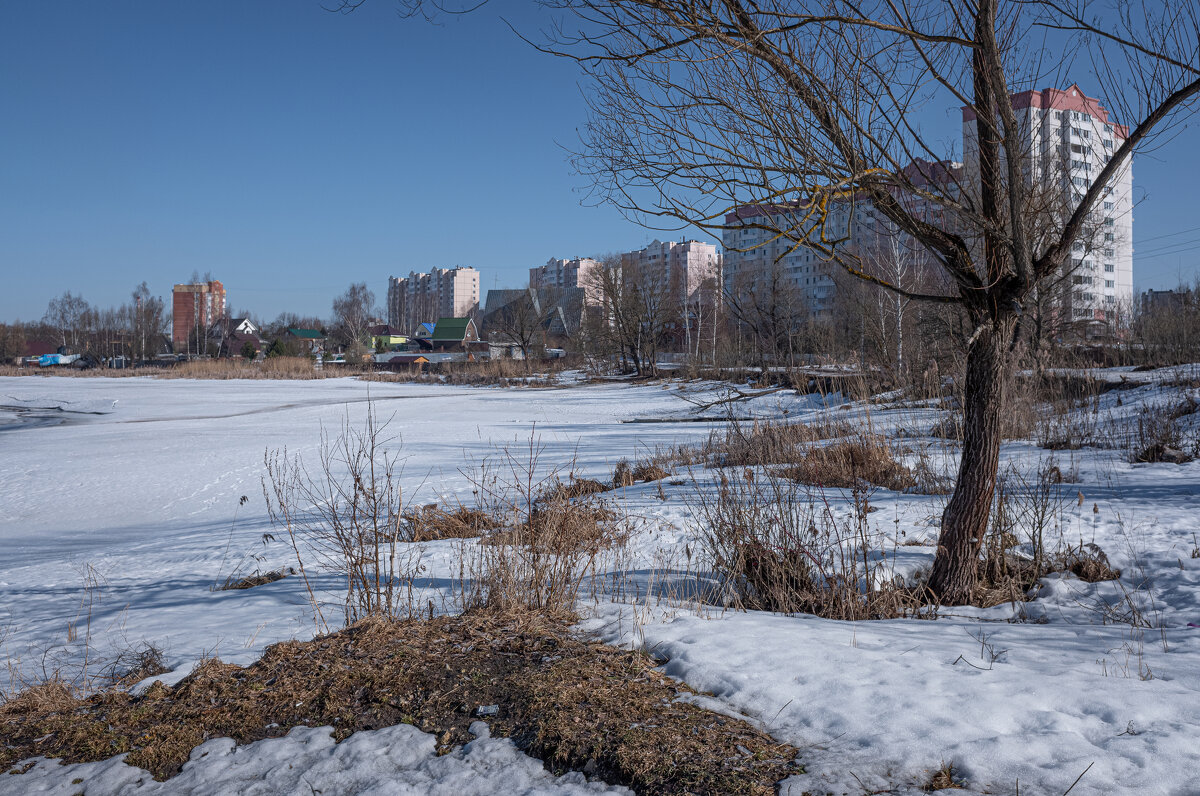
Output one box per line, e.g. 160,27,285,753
0,323,26,364
489,288,546,364
537,0,1200,603
725,257,809,372
130,282,168,362
340,0,1199,602
332,282,377,349
43,291,92,350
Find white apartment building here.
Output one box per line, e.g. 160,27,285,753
530,257,603,306
620,239,722,304
724,85,1132,328
722,202,879,316
387,266,480,331
962,84,1133,325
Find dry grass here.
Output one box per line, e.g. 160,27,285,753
0,614,799,793
405,505,501,542
923,762,966,791
691,468,923,619
539,477,612,502
611,459,674,489
0,680,78,717
373,358,564,387
216,568,292,591
702,418,856,468
159,357,335,380
777,438,916,492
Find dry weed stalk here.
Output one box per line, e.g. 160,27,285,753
262,402,424,628
461,430,629,618
690,466,917,619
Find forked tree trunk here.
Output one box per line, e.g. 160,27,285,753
927,316,1013,604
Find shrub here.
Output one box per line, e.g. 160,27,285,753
464,434,628,618
690,468,917,619
262,406,421,628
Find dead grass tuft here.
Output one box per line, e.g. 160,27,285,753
217,568,292,591
692,468,923,619
612,459,636,488
0,614,799,793
406,505,501,541
632,461,671,482
540,477,612,502
0,680,78,717
777,438,916,492
923,762,966,791
1060,543,1121,583
703,418,856,468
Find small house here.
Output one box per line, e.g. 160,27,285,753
430,317,479,352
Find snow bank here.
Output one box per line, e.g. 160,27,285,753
1,721,629,796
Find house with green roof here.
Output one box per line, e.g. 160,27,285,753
430,317,479,352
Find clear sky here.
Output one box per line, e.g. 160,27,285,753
3,2,1199,323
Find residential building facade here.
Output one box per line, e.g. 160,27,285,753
619,240,722,305
962,84,1133,327
386,266,480,332
722,202,879,317
172,280,226,353
723,85,1133,330
530,257,603,306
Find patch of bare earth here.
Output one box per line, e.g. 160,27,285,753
1,613,799,794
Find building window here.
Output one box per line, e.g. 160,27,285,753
1104,233,1114,241
1105,280,1115,288
1103,202,1113,210
1105,263,1115,272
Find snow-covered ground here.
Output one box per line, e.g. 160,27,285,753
3,373,1200,794
2,721,631,795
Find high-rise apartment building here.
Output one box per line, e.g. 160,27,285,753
620,240,722,305
529,257,603,305
962,85,1133,324
172,280,226,353
724,85,1132,328
387,266,480,331
722,202,879,316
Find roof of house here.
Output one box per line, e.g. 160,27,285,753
414,322,436,337
431,317,475,341
288,328,324,339
378,354,429,364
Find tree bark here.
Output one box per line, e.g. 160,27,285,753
927,315,1012,604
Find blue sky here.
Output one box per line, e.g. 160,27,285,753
2,2,1199,323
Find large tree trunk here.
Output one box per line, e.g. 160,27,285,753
927,316,1012,604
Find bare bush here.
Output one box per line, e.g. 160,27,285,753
690,468,917,619
101,643,170,689
1128,397,1199,463
262,405,423,628
463,434,628,617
